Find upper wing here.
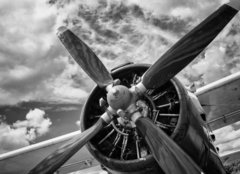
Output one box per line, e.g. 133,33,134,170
196,71,240,130
0,131,100,174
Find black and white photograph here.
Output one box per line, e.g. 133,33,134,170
0,0,240,173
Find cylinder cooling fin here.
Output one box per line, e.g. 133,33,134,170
81,64,186,173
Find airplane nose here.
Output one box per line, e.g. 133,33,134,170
107,85,132,110
112,88,120,97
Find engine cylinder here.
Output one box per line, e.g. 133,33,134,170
80,64,189,173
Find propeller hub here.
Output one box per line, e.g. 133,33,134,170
107,85,132,110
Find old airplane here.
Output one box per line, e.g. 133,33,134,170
1,0,240,174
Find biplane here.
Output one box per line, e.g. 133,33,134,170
1,0,240,173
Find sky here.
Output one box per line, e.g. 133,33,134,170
0,0,240,157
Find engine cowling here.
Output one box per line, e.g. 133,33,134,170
80,63,189,173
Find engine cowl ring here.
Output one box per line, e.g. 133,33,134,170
81,63,188,173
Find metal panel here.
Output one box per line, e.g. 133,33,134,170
196,72,240,130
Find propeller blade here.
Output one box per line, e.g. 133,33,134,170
57,26,113,88
142,3,238,89
28,118,106,174
136,117,203,174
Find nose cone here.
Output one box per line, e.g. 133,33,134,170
111,88,120,97
107,85,132,110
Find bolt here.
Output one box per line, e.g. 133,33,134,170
117,109,125,118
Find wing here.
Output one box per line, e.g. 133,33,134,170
220,150,240,165
0,131,100,174
196,71,240,130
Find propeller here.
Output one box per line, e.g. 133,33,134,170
29,1,239,174
29,25,116,174
136,117,202,174
57,26,113,88
28,113,111,174
141,3,238,90
126,104,203,174
132,2,238,173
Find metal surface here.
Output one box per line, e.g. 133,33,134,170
142,4,237,89
29,118,106,174
0,132,98,174
81,64,192,173
27,2,240,174
196,72,240,130
57,27,113,88
136,117,203,174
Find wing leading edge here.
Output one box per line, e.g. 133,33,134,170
0,131,100,174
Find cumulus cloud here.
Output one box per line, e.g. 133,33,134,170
0,108,52,154
1,0,240,155
0,0,89,105
1,0,239,105
125,0,225,20
50,1,240,156
180,16,240,87
0,125,29,153
51,0,240,87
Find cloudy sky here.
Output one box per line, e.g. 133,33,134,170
0,0,240,156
